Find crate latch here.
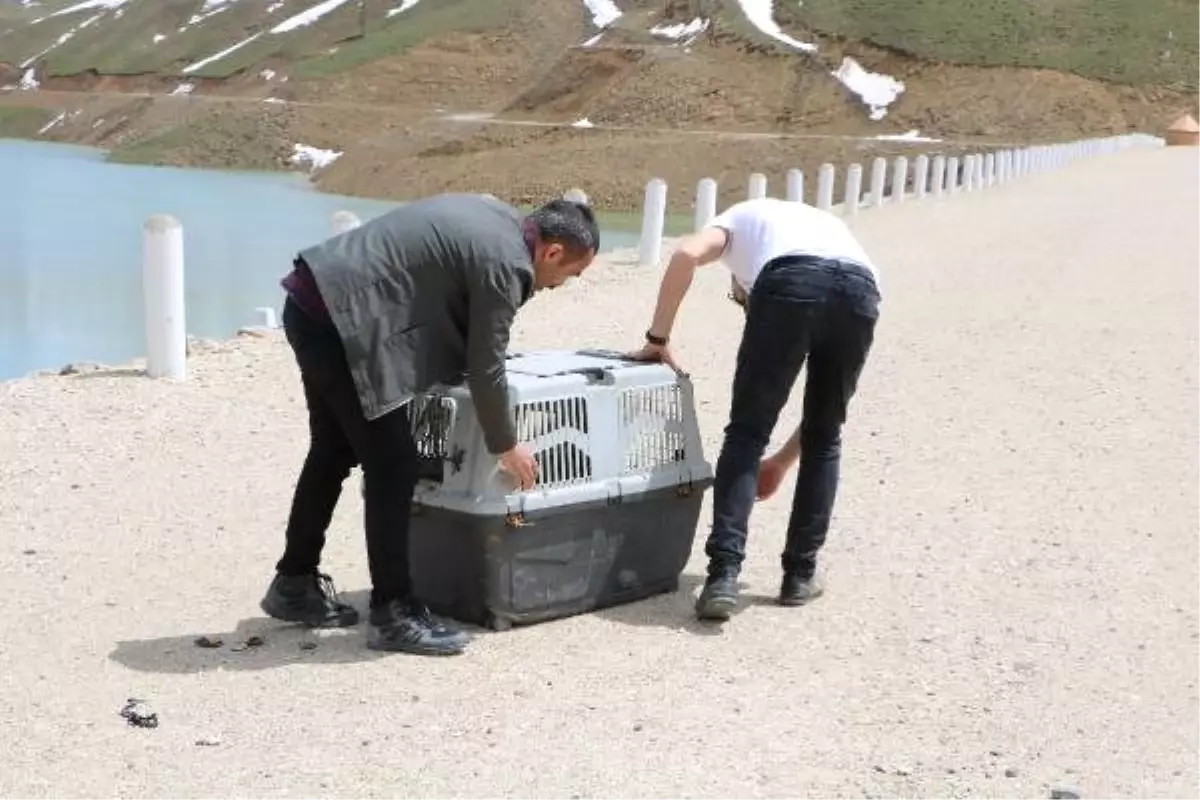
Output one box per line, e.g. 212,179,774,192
675,468,695,498
504,492,531,529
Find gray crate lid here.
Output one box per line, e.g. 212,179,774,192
504,349,648,378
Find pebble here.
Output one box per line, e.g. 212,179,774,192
1050,786,1082,799
194,636,223,649
1004,767,1019,778
195,736,221,747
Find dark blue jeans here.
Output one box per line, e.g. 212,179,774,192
706,256,880,579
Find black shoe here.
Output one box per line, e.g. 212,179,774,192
367,598,469,656
260,572,360,627
695,573,739,621
779,571,825,606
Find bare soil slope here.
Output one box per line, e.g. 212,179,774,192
1,0,1195,208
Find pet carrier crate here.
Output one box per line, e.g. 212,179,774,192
406,349,714,631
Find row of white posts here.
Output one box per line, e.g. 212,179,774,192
141,209,364,381
142,132,1162,380
637,133,1166,267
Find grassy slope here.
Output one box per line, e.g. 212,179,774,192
0,0,1193,90
0,106,56,137
0,0,523,79
774,0,1199,89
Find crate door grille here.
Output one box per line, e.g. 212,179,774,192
409,396,456,479
515,396,591,488
620,385,686,474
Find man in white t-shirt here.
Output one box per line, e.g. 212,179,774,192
630,197,882,621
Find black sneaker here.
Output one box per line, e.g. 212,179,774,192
779,571,825,606
695,573,740,621
367,598,469,656
260,572,360,627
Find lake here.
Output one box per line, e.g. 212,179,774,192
0,140,643,381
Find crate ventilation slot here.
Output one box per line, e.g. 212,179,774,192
619,385,687,474
515,396,591,488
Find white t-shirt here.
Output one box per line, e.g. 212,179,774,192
708,198,879,292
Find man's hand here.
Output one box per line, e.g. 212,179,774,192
627,342,683,373
497,445,538,491
756,454,791,501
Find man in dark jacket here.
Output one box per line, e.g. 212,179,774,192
262,194,599,656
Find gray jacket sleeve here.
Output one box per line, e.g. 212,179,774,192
465,259,528,454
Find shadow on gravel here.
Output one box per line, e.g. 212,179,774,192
108,589,397,674
594,573,781,634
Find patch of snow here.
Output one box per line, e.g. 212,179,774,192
19,67,39,90
571,118,595,128
271,0,354,34
873,129,940,143
182,32,263,73
266,1,284,11
264,97,286,104
169,82,195,96
581,32,604,47
735,0,816,52
92,117,104,128
33,0,127,23
650,17,709,45
387,0,420,18
291,143,342,172
38,111,66,133
581,0,621,29
831,56,904,121
188,0,231,26
20,10,105,67
153,33,167,43
260,68,277,80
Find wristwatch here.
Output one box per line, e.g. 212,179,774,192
645,330,668,346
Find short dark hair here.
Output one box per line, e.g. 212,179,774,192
528,199,600,256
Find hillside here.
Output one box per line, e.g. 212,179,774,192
1,0,1196,210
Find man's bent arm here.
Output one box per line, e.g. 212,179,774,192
647,227,730,339
774,425,802,466
466,262,526,454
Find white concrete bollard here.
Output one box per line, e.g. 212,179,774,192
562,187,590,205
985,153,996,186
255,306,278,328
1001,150,1013,182
638,178,668,267
694,178,718,232
843,163,863,216
786,168,804,203
816,163,835,210
748,172,768,200
913,154,929,199
931,155,946,198
331,210,361,234
142,215,187,381
891,156,908,203
963,155,976,191
868,157,887,208
946,156,959,193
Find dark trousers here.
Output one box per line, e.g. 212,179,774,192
277,296,419,608
705,256,880,579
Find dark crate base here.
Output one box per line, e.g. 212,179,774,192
409,484,710,631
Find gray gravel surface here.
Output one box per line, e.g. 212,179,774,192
1,147,1196,798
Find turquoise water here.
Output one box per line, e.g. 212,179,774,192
0,140,642,381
